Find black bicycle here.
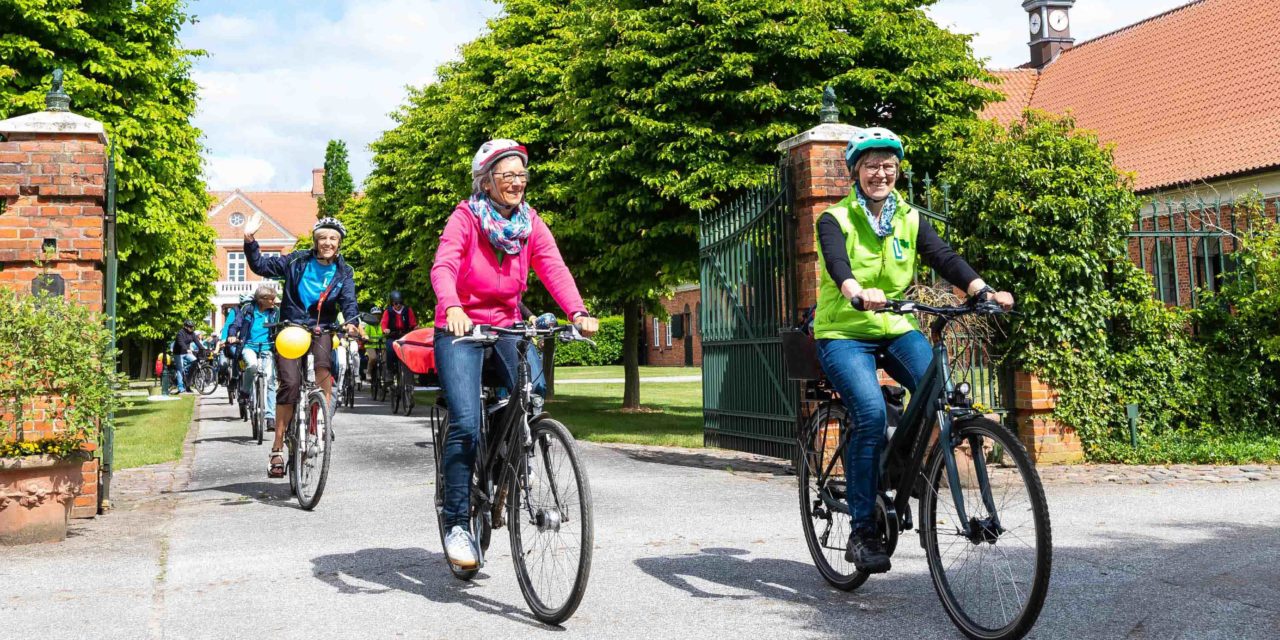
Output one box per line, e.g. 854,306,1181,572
274,322,337,510
241,344,272,446
225,345,241,406
430,322,595,625
189,351,219,396
392,358,415,416
787,299,1051,640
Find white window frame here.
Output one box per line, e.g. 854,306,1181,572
653,317,660,349
227,252,246,282
666,319,673,347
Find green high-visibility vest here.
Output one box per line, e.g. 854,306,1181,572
814,191,921,340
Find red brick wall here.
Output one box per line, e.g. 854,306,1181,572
785,139,852,311
643,287,703,367
0,130,108,517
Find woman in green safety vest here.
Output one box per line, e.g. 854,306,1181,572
814,126,1014,575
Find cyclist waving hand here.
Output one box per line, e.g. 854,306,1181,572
243,214,359,478
815,127,1012,574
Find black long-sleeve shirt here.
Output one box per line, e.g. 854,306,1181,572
818,213,980,292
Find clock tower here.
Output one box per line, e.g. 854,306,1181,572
1023,0,1075,68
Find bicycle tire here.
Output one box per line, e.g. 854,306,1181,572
292,390,333,510
509,418,593,625
797,403,868,591
920,417,1051,640
402,366,415,416
227,371,237,405
193,364,217,396
254,374,266,445
433,412,487,581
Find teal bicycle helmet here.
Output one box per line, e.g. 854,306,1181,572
845,127,904,171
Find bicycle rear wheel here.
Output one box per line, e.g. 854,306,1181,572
253,374,266,445
797,403,867,591
921,417,1051,640
509,418,593,625
401,365,415,416
194,364,218,395
292,390,333,510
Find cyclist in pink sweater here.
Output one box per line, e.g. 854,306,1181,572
430,139,598,569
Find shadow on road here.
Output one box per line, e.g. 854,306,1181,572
636,522,1280,639
193,435,258,445
180,480,300,509
310,547,557,630
612,447,789,476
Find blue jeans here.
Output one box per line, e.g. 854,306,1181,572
175,353,196,392
816,330,933,536
435,329,545,529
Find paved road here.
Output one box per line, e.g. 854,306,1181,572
4,392,1279,640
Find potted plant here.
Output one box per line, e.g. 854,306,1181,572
0,289,119,545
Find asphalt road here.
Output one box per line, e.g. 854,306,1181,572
4,392,1279,640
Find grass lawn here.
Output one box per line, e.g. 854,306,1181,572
552,365,700,380
113,396,195,470
416,379,704,448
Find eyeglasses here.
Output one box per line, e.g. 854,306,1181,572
861,163,899,177
494,171,530,184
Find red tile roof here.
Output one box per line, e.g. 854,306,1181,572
981,0,1280,192
208,190,318,240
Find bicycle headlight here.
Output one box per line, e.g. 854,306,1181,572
957,382,971,396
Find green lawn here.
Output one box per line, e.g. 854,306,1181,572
416,379,704,448
551,365,701,380
112,396,195,470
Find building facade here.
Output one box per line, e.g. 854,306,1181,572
643,284,702,367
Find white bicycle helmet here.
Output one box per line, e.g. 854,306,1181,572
844,126,904,170
471,139,528,178
313,216,347,239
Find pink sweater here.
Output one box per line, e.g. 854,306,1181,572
431,201,587,329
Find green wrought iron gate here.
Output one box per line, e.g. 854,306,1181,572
699,166,800,458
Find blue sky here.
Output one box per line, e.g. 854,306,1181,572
183,0,1190,191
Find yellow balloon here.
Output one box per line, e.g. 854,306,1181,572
276,326,312,360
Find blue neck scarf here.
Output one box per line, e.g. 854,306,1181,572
855,184,897,238
470,194,532,255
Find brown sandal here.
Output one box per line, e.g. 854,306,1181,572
268,449,286,478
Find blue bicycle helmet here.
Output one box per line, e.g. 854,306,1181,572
844,127,904,171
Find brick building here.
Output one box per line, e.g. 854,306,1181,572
643,284,702,367
205,169,326,334
984,0,1280,306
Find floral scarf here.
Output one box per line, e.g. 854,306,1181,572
855,184,897,238
469,194,532,255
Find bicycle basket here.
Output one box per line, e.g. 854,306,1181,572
781,306,821,381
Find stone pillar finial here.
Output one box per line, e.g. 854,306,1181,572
46,68,71,112
819,86,839,124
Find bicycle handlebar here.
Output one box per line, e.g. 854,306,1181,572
455,322,597,347
849,297,1009,317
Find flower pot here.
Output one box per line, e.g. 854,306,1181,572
0,455,83,545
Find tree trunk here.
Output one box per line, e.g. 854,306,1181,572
137,340,154,381
623,299,641,410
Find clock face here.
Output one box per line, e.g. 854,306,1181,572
1049,9,1069,31
1028,13,1042,34
229,212,245,227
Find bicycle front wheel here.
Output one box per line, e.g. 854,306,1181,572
921,417,1051,640
509,418,593,625
292,390,334,510
194,364,218,395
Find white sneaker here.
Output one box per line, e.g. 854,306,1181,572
444,525,478,569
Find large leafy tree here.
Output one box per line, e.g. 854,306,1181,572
557,0,997,406
317,139,354,219
0,0,217,374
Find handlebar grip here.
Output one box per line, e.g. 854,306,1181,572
850,296,866,312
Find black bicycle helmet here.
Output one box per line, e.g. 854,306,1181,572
389,290,403,304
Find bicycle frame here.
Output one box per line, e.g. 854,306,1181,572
804,311,1004,543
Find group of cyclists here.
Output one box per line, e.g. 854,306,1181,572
155,128,1038,635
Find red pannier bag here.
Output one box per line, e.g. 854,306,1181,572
393,328,437,375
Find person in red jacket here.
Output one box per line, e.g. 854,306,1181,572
381,290,417,374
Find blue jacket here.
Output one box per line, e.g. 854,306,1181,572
227,303,280,352
245,240,359,328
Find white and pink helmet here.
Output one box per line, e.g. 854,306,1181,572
471,139,528,178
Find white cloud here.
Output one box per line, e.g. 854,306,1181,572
206,155,277,190
184,0,498,191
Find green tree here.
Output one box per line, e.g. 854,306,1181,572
0,0,217,375
557,0,997,406
317,139,354,219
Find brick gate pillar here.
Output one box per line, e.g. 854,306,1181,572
0,79,109,518
778,120,858,312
